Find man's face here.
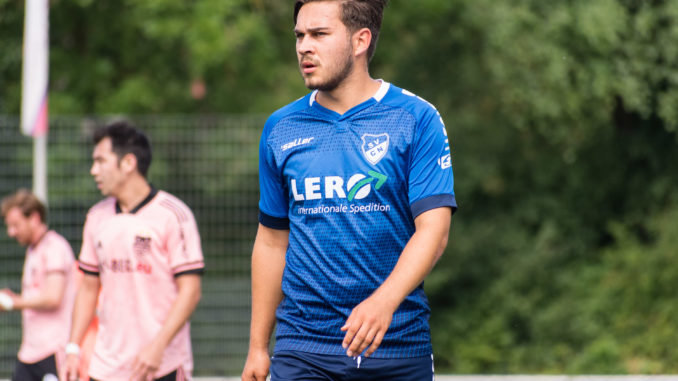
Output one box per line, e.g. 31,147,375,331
90,137,125,197
295,1,355,91
4,207,34,246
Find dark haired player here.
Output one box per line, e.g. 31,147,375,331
242,1,457,380
65,121,204,381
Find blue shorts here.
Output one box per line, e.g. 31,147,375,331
270,351,434,381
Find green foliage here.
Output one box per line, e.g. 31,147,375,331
391,0,678,374
0,0,304,114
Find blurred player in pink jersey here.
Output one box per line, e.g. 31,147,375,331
65,121,204,381
1,189,77,381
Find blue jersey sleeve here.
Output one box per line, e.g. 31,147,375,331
408,107,457,218
258,120,290,229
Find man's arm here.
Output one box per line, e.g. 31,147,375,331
130,273,202,381
65,273,100,381
341,206,452,357
0,272,67,310
242,224,289,381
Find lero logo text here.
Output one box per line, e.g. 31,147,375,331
291,171,387,202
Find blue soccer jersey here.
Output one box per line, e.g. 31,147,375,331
258,81,457,359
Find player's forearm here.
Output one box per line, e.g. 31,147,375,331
248,226,287,351
13,294,58,310
371,207,451,310
249,259,284,350
151,274,202,349
69,275,100,344
14,273,67,310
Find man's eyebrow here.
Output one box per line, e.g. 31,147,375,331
295,26,331,34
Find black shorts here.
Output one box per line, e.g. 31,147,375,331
12,354,58,381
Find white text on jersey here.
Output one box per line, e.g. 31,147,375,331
282,137,315,151
290,172,387,202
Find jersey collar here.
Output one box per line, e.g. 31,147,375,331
115,186,158,214
28,229,50,251
308,80,391,119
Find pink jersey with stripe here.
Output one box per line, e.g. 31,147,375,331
78,190,204,381
19,230,77,363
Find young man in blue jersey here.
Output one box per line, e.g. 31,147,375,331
242,1,456,380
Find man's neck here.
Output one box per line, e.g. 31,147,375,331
316,71,381,115
115,177,152,213
30,224,48,247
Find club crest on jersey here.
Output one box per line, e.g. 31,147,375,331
361,133,389,165
133,235,152,256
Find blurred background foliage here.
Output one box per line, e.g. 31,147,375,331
2,0,678,374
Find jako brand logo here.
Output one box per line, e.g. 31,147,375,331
291,171,387,202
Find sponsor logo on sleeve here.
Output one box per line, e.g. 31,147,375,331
438,154,451,169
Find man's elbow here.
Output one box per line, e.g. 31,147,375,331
434,233,449,264
185,279,202,308
43,295,63,310
192,286,202,305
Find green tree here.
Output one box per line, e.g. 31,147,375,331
1,0,306,114
372,0,678,373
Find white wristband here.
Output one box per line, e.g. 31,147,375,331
0,293,14,310
65,342,80,356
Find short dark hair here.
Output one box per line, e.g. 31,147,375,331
1,189,47,223
93,121,152,177
294,0,389,62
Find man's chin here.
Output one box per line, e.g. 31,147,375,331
305,80,339,92
305,79,320,90
304,76,326,91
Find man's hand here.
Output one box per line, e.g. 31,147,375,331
65,353,80,381
341,294,397,358
0,288,17,311
0,288,17,297
130,340,165,381
241,348,271,381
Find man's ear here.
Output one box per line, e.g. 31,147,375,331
28,211,42,226
120,153,138,175
352,27,372,58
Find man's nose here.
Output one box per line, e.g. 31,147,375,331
297,37,314,55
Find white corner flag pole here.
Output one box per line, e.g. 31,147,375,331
21,0,50,204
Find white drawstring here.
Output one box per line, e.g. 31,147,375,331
353,355,362,369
